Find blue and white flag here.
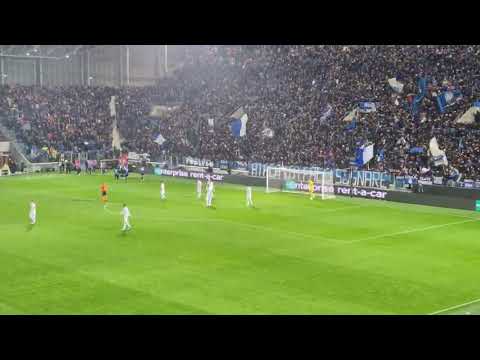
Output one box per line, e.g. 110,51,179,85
429,137,448,166
474,100,480,108
436,89,462,113
388,78,404,93
154,134,166,145
355,143,374,167
358,102,377,113
319,104,333,123
230,108,248,137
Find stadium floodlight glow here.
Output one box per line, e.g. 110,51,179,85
65,54,70,59
1,74,7,78
88,76,93,80
26,52,30,56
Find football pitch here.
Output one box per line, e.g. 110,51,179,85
1,172,480,315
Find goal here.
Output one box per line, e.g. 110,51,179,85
266,167,336,200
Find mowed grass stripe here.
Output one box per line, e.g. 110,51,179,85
1,173,479,314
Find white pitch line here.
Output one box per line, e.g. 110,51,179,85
344,219,477,244
429,297,480,315
101,209,344,244
102,207,478,246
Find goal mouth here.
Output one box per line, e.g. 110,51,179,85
266,167,336,200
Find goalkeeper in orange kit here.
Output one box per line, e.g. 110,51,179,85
100,183,109,209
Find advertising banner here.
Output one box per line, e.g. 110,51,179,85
282,179,333,194
184,157,214,168
281,179,389,200
419,177,433,185
334,185,389,200
154,168,224,182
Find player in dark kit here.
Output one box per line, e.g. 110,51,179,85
114,167,120,181
140,166,145,182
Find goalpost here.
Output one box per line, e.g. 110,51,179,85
266,167,336,200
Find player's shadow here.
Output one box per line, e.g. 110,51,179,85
26,224,34,232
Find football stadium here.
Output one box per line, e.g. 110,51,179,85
1,45,480,315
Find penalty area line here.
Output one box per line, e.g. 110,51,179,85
429,297,480,315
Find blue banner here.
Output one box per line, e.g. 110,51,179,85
412,77,428,115
246,164,392,189
358,102,377,113
334,169,392,189
409,146,425,154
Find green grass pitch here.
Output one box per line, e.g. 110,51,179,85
1,172,480,314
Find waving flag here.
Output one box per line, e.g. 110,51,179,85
207,118,214,133
109,96,116,117
355,143,374,167
388,78,404,93
412,78,428,116
436,89,462,113
319,104,333,123
358,102,377,113
154,134,166,145
262,128,274,138
343,108,358,122
456,106,480,125
230,108,248,137
429,137,448,166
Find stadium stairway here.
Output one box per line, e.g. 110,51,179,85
0,117,31,168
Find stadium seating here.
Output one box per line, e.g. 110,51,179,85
1,45,480,180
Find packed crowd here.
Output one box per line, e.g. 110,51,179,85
1,45,480,179
0,85,115,161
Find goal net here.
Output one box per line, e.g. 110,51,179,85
266,167,336,200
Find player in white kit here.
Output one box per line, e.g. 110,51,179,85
121,203,132,231
206,178,214,208
160,181,166,200
29,201,36,225
246,186,254,207
196,179,202,199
